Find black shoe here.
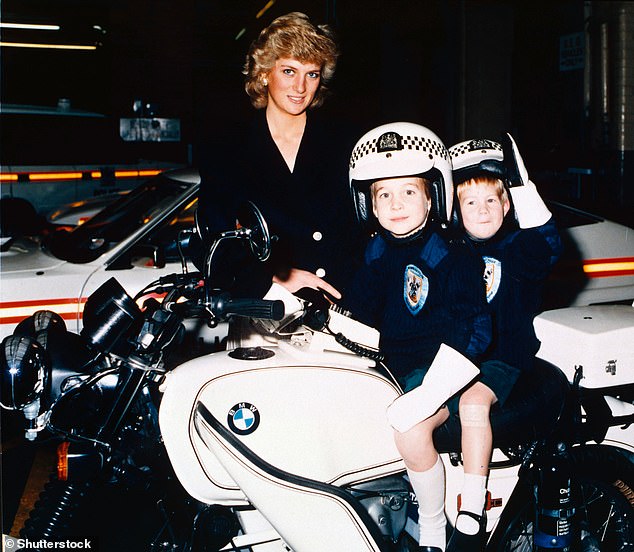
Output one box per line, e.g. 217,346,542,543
446,510,487,552
418,547,442,552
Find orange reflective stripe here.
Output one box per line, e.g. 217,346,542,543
114,170,140,178
138,169,163,177
3,168,164,183
57,442,70,481
29,172,83,181
583,257,634,278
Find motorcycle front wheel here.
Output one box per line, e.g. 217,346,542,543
492,446,634,552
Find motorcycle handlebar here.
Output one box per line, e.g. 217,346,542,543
211,294,285,321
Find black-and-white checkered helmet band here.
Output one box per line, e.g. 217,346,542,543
350,135,449,169
449,139,503,170
348,122,454,223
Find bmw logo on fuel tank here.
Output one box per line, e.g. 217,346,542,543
227,402,260,435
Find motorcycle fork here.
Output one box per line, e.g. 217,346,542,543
58,366,152,484
98,365,148,438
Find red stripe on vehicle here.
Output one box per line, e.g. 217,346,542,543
1,312,82,325
0,297,87,325
0,297,87,309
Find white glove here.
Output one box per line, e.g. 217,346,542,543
386,344,480,433
503,133,551,228
509,181,552,229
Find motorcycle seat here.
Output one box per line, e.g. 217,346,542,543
433,359,570,452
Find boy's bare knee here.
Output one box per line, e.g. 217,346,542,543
459,404,490,428
393,409,447,467
460,382,496,407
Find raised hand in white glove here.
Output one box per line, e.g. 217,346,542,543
502,132,530,188
503,133,552,228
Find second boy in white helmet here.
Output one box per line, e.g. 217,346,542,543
446,134,562,549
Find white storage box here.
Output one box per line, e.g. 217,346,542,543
534,305,634,388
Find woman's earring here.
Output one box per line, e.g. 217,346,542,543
262,77,268,86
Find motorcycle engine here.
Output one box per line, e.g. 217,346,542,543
347,475,410,543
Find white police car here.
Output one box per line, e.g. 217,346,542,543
545,201,634,308
0,168,205,340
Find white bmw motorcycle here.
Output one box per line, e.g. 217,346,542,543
159,204,634,552
3,204,632,551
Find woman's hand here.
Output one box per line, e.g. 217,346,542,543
273,268,341,300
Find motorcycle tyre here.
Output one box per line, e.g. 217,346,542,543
490,446,634,552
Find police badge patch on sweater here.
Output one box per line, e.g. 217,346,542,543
404,264,429,315
483,255,502,302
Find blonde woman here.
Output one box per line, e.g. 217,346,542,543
198,12,362,300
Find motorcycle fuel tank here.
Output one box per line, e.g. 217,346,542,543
159,340,404,506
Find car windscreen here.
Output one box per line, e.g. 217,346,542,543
45,174,192,263
547,201,604,228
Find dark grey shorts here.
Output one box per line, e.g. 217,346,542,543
397,359,522,415
478,359,522,407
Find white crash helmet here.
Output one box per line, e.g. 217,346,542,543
449,138,505,185
349,122,453,227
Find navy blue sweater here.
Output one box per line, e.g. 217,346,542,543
343,227,491,381
464,217,562,372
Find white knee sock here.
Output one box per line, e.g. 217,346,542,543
408,455,447,550
457,473,487,535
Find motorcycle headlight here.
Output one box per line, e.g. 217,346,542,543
0,335,49,410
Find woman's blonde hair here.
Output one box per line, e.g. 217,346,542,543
243,12,339,109
456,175,509,204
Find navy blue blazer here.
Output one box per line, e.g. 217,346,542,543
198,110,364,297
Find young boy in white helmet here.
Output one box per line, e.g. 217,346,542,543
345,122,492,552
445,135,562,549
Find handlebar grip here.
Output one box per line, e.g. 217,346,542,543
224,299,285,321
